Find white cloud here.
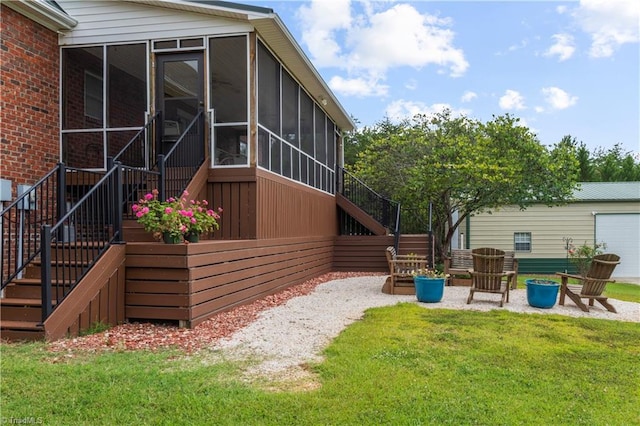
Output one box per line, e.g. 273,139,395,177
297,0,469,98
461,91,477,103
329,75,389,97
385,100,470,121
499,90,526,110
574,0,640,58
544,33,576,61
542,87,578,109
296,0,352,67
405,79,418,90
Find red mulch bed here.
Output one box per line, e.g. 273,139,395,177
47,272,383,354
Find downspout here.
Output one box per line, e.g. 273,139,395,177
465,215,471,249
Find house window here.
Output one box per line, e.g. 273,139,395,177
514,232,531,252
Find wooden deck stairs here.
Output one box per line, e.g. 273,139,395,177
1,244,75,341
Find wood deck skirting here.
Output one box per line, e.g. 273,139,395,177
333,235,432,272
125,236,334,327
43,245,126,340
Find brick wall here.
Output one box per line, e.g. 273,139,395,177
0,5,60,195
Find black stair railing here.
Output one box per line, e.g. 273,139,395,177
40,164,123,320
0,164,104,290
337,167,401,233
155,109,205,202
111,112,162,168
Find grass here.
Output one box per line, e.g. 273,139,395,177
516,274,640,303
2,304,639,425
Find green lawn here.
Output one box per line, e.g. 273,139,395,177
515,274,640,303
2,304,639,425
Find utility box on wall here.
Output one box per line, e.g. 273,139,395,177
0,179,11,202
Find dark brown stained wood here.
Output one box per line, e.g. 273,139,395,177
125,236,335,327
183,158,210,201
335,193,387,236
126,281,190,294
208,167,338,241
125,306,190,321
333,235,432,271
43,245,126,341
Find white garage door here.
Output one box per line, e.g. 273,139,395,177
596,214,640,277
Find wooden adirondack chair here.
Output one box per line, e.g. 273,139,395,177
556,253,621,313
383,246,428,295
467,247,510,307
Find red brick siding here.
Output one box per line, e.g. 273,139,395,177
0,5,60,194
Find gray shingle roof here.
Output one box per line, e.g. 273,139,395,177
574,182,640,201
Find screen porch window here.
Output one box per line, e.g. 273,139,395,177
514,232,531,252
84,71,103,120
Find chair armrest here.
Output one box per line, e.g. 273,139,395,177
394,254,428,260
556,272,582,280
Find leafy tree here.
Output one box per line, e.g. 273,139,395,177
352,111,580,260
560,137,640,182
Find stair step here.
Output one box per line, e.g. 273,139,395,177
4,283,69,300
0,297,43,306
0,298,56,322
24,264,88,280
0,321,45,342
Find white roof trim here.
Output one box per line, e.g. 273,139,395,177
4,0,77,32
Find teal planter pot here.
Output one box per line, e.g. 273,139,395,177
526,279,560,309
414,277,445,303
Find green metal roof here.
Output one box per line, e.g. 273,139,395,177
573,182,640,201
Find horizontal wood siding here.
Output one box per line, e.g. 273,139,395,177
255,169,338,239
43,245,126,340
57,1,253,45
333,235,432,272
125,237,334,327
468,202,640,259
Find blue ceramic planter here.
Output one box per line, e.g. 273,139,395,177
526,279,560,309
414,277,445,303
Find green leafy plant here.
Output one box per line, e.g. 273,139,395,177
413,267,448,278
568,241,607,276
132,189,222,241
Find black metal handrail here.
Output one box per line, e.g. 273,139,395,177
1,165,104,289
156,110,205,200
337,167,400,232
40,165,123,320
112,112,162,168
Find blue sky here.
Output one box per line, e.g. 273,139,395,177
254,0,639,155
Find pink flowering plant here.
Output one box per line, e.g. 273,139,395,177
132,189,222,241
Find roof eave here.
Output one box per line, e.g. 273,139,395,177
252,15,355,131
4,0,77,32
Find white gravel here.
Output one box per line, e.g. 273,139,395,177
212,275,640,382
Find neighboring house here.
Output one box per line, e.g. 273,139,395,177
1,1,425,340
460,182,640,277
